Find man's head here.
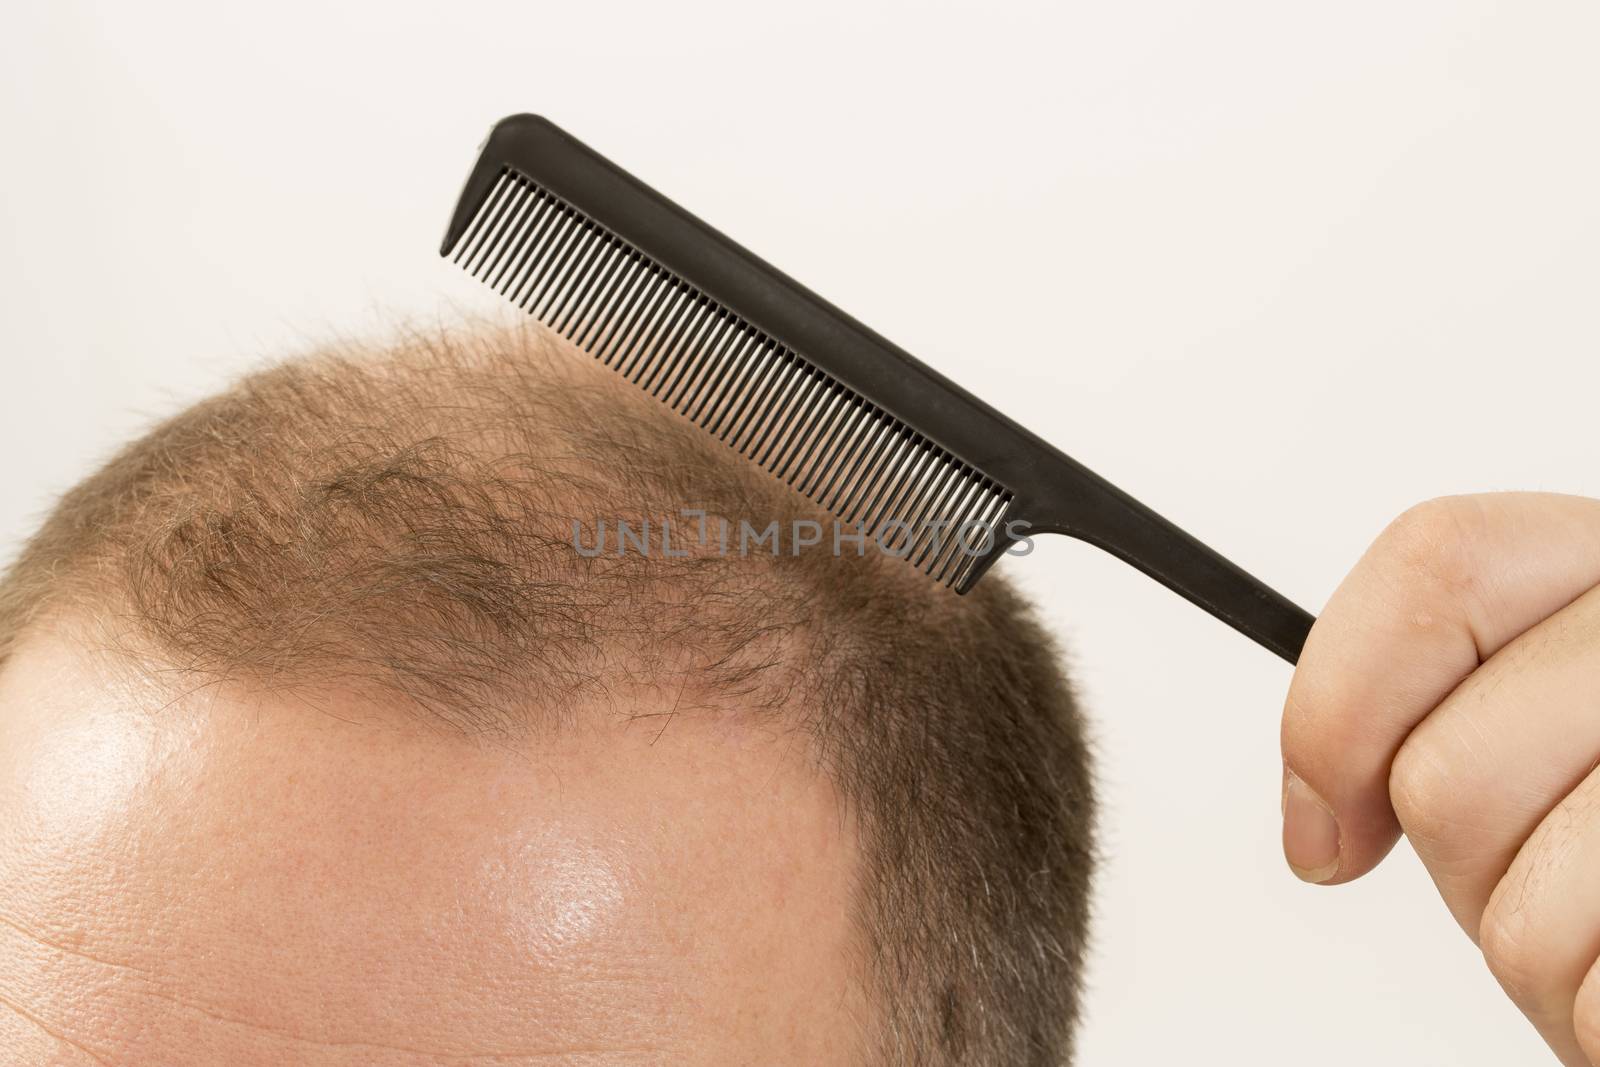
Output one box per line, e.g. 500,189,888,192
0,325,1094,1065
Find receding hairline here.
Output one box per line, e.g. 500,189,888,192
0,322,924,728
0,321,1096,1065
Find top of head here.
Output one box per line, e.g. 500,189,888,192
0,323,1093,1066
2,322,958,729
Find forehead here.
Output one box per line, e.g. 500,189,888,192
0,635,865,1064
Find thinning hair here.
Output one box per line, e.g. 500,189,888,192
0,323,1095,1065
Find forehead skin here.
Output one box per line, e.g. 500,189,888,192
0,632,866,1066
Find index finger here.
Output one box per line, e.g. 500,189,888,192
1280,492,1600,884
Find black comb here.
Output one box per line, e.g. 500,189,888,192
441,115,1315,663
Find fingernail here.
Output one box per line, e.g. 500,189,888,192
1282,770,1340,883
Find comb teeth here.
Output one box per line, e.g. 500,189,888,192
451,167,1013,589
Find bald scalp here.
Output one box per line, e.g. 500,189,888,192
0,323,1095,1065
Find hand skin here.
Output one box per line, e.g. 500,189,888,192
1281,492,1600,1065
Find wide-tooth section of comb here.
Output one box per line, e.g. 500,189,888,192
449,167,1012,590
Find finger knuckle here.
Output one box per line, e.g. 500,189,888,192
1573,976,1600,1063
1478,890,1547,1008
1374,497,1484,601
1388,737,1459,851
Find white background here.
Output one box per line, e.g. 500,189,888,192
4,2,1597,1062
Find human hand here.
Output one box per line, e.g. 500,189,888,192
1281,492,1600,1064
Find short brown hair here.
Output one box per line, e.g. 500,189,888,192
0,323,1095,1065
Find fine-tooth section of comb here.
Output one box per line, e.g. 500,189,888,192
442,115,1318,663
449,165,1011,590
